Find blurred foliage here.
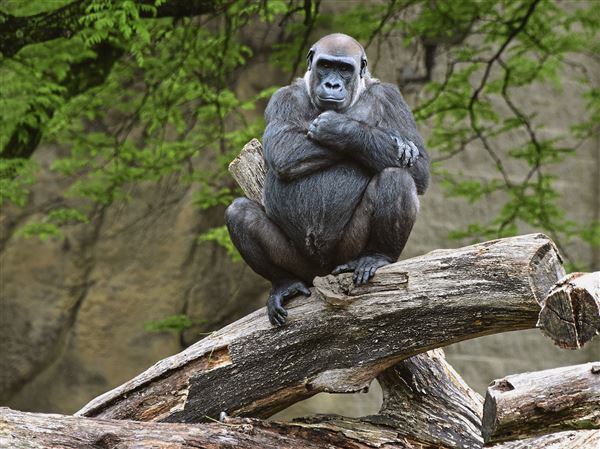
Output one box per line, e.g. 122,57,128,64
144,313,194,333
1,0,599,269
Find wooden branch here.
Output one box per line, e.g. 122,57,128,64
0,407,429,449
0,0,219,58
371,349,484,449
482,362,600,443
537,272,600,349
74,232,563,423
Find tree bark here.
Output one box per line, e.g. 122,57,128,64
370,349,485,449
537,272,600,349
228,138,267,205
482,362,600,443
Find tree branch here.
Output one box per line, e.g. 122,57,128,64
0,0,219,58
2,41,124,159
483,362,600,443
75,166,565,426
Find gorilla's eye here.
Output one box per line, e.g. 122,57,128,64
340,64,353,73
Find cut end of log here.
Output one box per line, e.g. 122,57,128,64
537,272,600,349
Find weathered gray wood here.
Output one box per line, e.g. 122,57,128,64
482,362,600,443
76,233,564,423
228,138,267,204
0,407,428,449
537,272,600,349
370,349,484,449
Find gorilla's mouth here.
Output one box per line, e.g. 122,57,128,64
317,95,345,103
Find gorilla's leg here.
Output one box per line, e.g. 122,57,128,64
225,197,317,326
334,168,419,285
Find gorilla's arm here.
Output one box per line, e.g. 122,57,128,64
308,83,430,194
263,86,341,182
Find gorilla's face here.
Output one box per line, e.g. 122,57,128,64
310,55,358,111
305,34,367,112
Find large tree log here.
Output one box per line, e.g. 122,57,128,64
537,272,600,349
76,232,563,423
0,407,432,449
368,349,484,449
482,362,600,443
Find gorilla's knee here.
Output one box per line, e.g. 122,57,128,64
378,167,415,189
372,168,419,215
225,197,253,226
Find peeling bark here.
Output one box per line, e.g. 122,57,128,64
482,362,600,443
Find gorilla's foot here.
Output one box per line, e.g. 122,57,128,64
332,254,393,286
267,279,311,326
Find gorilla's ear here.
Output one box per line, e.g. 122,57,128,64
360,55,368,78
306,48,315,70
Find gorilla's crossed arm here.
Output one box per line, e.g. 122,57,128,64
226,33,430,326
264,82,429,192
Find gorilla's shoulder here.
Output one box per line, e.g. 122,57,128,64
365,81,404,102
265,80,312,120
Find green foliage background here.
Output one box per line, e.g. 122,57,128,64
1,0,599,274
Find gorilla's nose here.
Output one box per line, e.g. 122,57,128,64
324,81,342,91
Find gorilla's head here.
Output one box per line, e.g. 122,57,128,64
305,33,368,111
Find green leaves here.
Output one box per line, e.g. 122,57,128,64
1,0,597,269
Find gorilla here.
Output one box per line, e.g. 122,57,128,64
226,33,429,326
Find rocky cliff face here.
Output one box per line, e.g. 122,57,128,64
1,28,598,416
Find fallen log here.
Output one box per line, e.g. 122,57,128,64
6,365,599,449
537,272,600,349
0,407,429,449
482,362,600,443
75,234,564,423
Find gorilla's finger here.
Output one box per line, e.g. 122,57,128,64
332,263,352,274
361,268,371,285
299,285,311,296
270,305,287,326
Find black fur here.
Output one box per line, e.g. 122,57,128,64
226,34,429,326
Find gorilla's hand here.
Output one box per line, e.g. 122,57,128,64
391,133,419,168
267,279,311,326
307,111,347,145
